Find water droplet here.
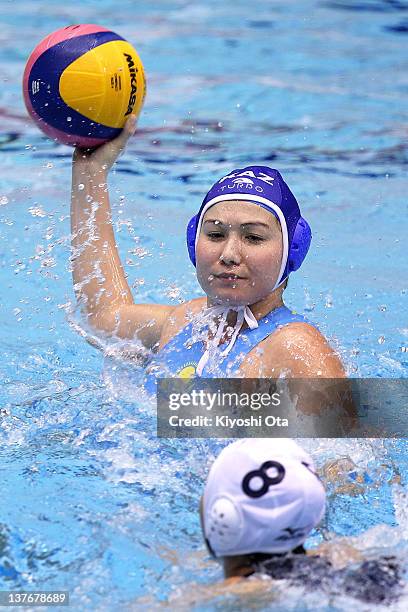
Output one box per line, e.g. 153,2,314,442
165,285,181,300
28,206,46,217
0,196,9,206
378,336,385,344
41,258,56,268
67,116,72,122
86,195,93,203
78,184,85,191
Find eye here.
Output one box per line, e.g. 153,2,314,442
206,231,225,240
245,234,265,243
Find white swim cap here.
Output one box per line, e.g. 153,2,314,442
202,439,325,557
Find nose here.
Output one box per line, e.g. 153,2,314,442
219,233,241,266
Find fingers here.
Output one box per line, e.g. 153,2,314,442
114,114,138,149
102,115,137,162
124,114,138,136
72,115,137,171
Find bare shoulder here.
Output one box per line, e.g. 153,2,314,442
268,322,346,377
272,322,335,352
241,322,346,378
158,296,206,348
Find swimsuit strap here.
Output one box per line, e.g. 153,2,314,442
144,305,312,390
201,305,310,376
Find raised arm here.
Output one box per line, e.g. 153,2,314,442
70,116,173,351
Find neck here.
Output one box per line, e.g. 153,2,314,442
223,547,306,578
248,289,285,320
223,555,256,579
206,287,285,326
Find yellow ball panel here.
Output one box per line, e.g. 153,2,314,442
59,40,146,128
177,365,197,379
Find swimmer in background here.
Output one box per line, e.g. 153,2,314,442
196,439,403,606
70,116,355,415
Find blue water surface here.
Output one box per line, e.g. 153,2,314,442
0,0,407,609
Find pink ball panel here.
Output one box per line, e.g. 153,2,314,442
27,106,108,148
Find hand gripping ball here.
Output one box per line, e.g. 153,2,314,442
23,24,146,147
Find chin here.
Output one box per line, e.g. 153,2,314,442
207,289,253,307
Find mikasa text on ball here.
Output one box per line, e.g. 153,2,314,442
23,24,146,147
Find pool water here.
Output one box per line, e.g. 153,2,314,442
0,0,407,609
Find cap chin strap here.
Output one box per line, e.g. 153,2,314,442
273,274,288,291
195,305,259,376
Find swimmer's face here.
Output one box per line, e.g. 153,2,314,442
196,201,283,306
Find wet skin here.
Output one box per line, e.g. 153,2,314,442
196,200,283,309
71,117,351,388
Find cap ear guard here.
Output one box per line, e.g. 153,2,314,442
186,214,198,266
204,496,243,558
287,217,312,274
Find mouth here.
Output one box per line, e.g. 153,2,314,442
213,273,246,281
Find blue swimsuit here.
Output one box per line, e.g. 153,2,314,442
143,305,309,394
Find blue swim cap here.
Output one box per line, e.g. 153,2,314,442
186,166,311,287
